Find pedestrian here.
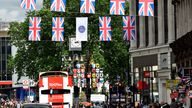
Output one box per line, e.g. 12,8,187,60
178,103,184,108
170,99,178,108
73,86,80,108
161,103,170,108
142,102,149,108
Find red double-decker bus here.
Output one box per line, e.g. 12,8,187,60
39,71,73,108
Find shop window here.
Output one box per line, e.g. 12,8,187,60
186,60,189,67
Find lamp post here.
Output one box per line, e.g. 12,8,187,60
151,77,154,103
117,75,121,107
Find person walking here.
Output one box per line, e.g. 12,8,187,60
73,86,80,108
170,99,178,108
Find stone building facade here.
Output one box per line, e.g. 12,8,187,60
170,0,192,107
129,0,175,104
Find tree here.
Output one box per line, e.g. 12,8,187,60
8,0,130,83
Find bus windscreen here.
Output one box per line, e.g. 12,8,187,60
40,72,67,77
41,89,70,94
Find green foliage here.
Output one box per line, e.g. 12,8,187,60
8,0,130,83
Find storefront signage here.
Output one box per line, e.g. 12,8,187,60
143,71,150,78
166,80,179,89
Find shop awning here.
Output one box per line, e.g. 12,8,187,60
0,81,12,85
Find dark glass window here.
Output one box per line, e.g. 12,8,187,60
41,89,70,94
0,37,11,81
7,46,11,54
154,0,158,45
136,0,140,48
2,46,5,54
186,60,189,67
191,59,192,67
136,16,140,48
2,72,6,80
164,0,168,44
145,17,149,46
7,74,12,80
2,60,6,70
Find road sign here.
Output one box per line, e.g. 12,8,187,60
96,63,100,68
23,80,29,89
91,94,105,102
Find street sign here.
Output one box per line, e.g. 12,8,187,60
91,94,105,102
96,63,100,68
69,38,82,51
96,69,100,73
22,80,29,89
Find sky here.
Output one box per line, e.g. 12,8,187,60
0,0,43,22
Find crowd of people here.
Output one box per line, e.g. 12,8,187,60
0,98,25,108
121,99,185,108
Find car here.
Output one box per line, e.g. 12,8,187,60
22,103,52,108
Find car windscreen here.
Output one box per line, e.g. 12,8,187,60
23,105,51,108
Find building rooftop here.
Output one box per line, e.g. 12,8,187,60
0,21,9,31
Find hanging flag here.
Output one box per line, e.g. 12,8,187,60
99,17,112,41
110,0,125,15
50,0,66,12
76,17,88,41
20,0,36,10
29,17,41,41
52,17,64,41
123,16,136,41
138,0,154,16
80,0,96,14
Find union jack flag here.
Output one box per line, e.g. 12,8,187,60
20,0,36,10
138,0,154,16
123,16,136,41
80,0,96,14
29,17,41,41
52,17,64,41
99,17,112,41
51,0,66,12
110,0,125,15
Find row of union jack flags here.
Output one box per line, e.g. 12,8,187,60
29,16,136,42
20,0,154,16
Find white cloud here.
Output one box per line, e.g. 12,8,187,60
0,9,25,21
0,0,43,21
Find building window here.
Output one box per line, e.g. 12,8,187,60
0,37,11,81
186,60,189,67
7,46,11,54
191,59,192,67
154,0,158,45
164,0,168,44
145,17,149,46
136,0,140,48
